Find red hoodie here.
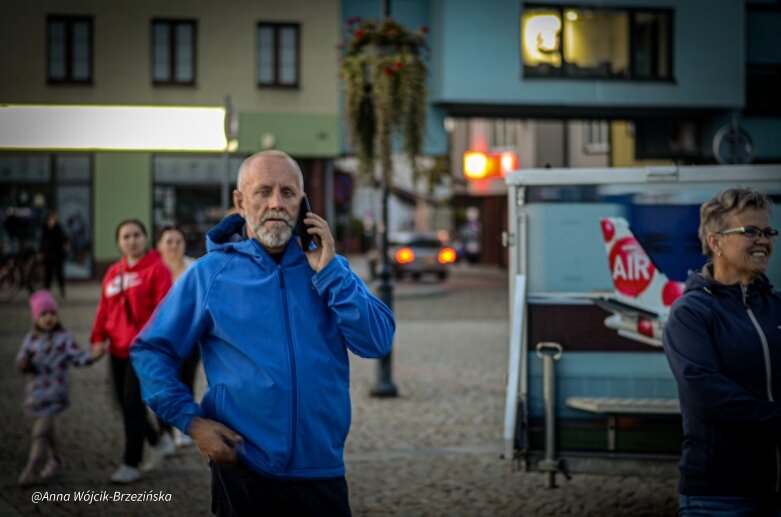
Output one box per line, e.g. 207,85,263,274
90,249,172,358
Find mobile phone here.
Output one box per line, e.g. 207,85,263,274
296,196,314,250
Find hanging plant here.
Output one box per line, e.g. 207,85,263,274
340,17,429,187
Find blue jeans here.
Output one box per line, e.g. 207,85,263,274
679,494,781,516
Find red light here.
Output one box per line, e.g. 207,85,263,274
395,247,415,264
637,318,654,338
438,247,456,264
499,152,519,176
464,151,490,180
464,150,516,180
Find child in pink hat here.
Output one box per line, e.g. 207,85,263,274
16,289,106,486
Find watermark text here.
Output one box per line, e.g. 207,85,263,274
31,490,172,504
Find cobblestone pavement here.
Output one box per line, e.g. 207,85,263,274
0,259,678,516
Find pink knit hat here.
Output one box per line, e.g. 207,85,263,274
29,289,58,321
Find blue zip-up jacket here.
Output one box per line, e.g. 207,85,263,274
131,213,395,479
663,265,781,496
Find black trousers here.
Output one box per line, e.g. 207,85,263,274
110,356,159,467
211,462,351,517
43,258,65,296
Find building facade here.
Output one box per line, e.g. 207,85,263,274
1,0,343,276
3,1,779,274
430,0,781,265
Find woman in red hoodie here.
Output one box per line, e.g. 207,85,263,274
91,219,172,484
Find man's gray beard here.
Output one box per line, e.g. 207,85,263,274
249,211,294,249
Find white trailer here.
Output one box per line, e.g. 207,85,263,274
502,165,781,483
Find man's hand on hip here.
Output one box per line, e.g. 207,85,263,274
188,417,244,466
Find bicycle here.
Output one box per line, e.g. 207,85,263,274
0,247,44,303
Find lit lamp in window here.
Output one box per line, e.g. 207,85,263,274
522,13,562,66
536,26,558,53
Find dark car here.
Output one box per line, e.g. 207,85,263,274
369,232,456,282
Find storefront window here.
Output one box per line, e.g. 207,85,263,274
0,154,93,279
153,155,243,257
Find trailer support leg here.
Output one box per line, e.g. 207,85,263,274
536,342,568,488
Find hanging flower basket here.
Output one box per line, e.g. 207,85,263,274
340,17,428,186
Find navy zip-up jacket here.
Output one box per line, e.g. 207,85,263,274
131,213,395,479
663,265,781,496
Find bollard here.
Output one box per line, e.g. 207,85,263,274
536,342,564,488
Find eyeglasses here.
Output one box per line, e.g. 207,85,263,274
718,226,779,240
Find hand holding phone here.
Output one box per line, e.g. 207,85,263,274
296,196,315,250
296,198,336,272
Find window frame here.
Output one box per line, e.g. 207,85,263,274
583,120,610,154
746,64,781,115
256,22,301,89
151,18,198,86
521,3,674,82
46,15,94,85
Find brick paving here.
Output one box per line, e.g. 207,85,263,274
0,259,678,516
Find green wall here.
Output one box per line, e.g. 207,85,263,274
93,152,152,261
238,113,340,157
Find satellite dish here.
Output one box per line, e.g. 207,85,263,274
712,120,754,164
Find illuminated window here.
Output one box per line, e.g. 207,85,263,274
521,5,672,80
47,16,93,84
257,23,300,88
521,8,562,71
152,19,197,85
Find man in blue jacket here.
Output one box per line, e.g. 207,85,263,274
131,150,395,515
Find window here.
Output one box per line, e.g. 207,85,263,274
47,16,93,83
0,154,94,279
153,155,243,257
746,65,781,115
257,23,300,88
152,19,196,85
634,120,700,160
521,5,672,80
491,120,517,148
583,120,609,153
631,12,671,79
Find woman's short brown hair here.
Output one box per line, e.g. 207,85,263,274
698,187,773,258
156,224,185,244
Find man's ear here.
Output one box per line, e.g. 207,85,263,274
232,190,244,216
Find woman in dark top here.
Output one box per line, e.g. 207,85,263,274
663,187,781,516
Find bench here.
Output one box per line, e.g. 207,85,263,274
565,397,681,451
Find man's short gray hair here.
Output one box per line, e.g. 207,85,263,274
236,150,304,191
698,187,773,258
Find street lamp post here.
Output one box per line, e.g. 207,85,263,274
371,182,398,397
221,95,237,213
370,0,399,398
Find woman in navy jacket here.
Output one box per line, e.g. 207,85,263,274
664,187,781,516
